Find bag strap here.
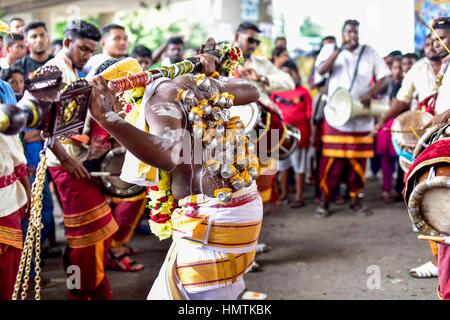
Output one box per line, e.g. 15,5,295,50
349,44,366,93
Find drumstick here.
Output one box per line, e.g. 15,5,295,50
418,235,450,245
90,172,122,177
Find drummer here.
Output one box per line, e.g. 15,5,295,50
233,21,295,208
233,21,295,274
44,20,121,300
314,19,390,218
428,16,450,300
372,33,444,280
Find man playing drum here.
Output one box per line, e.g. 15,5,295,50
427,17,450,300
373,34,443,279
233,22,295,208
43,20,122,300
315,19,390,217
87,51,263,299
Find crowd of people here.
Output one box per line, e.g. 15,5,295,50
0,13,449,300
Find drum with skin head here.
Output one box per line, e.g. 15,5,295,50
407,124,450,236
99,146,146,198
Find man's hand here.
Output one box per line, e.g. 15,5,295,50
433,109,450,125
196,53,218,76
370,123,382,137
62,157,90,180
359,92,372,108
89,75,115,122
238,67,261,82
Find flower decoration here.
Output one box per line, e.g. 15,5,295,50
218,43,245,76
147,170,177,240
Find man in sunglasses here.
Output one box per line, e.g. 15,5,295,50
233,21,295,206
233,22,294,280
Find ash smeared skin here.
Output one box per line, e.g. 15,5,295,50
104,111,123,124
152,102,183,120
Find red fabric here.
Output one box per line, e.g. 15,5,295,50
438,244,450,300
48,166,116,242
111,196,147,245
0,244,21,300
375,117,396,156
271,86,312,148
322,121,374,157
0,164,28,189
63,238,112,300
0,208,23,300
319,156,366,199
404,139,450,199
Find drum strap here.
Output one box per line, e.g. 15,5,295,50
349,45,366,93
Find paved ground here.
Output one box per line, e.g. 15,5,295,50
35,178,437,300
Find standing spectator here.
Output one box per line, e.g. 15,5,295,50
271,60,312,208
0,68,24,101
85,23,129,77
375,56,403,203
272,46,289,69
12,21,52,81
0,33,26,69
131,44,153,69
8,17,25,35
50,39,63,56
274,36,287,49
401,53,419,74
0,35,4,58
162,36,185,66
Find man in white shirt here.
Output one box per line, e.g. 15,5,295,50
0,80,31,300
373,35,442,132
85,24,129,77
314,19,390,217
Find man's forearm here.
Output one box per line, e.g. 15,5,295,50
317,49,340,75
97,112,178,172
368,77,389,97
49,140,72,162
217,78,260,105
380,99,410,125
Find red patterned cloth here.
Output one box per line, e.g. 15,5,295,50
0,164,28,189
404,139,450,200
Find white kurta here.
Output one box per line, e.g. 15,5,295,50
0,134,28,217
396,58,438,105
435,61,450,115
315,43,391,132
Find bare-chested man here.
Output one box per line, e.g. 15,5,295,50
88,54,263,299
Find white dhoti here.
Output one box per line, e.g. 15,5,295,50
147,183,263,300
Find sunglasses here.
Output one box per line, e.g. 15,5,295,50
241,34,261,46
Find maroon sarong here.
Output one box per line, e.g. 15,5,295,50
0,208,23,300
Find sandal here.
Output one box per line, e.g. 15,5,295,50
291,200,305,209
124,246,140,256
108,251,144,272
409,261,438,278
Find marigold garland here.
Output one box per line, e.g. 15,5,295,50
146,171,177,240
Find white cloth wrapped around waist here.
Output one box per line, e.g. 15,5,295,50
172,182,263,254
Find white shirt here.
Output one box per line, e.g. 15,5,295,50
396,58,438,105
244,55,295,107
0,58,10,69
435,61,450,115
0,134,28,217
44,48,87,166
315,43,391,132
